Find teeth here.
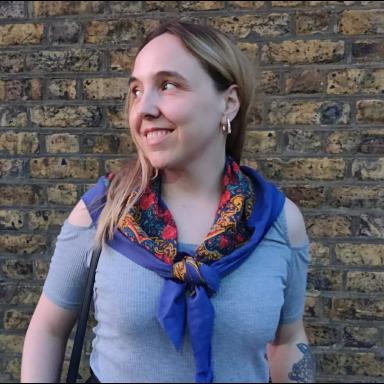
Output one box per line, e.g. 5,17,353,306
147,130,171,139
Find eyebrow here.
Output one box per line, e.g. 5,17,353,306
128,70,189,87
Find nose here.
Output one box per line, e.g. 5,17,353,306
135,88,161,119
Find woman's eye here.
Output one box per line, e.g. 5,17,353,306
130,87,141,97
162,81,176,91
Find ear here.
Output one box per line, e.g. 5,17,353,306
221,84,240,125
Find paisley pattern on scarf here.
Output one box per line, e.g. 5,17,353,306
116,156,256,266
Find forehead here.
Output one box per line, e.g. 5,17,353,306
132,33,205,80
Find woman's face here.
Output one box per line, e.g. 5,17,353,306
128,33,228,171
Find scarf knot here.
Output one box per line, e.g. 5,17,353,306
173,256,220,298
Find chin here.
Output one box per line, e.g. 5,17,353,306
146,152,173,170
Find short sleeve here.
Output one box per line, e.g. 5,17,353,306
43,219,96,312
279,241,310,325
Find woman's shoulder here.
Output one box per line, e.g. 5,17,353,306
67,172,116,228
282,197,309,248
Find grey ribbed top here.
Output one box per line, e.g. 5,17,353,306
43,207,310,383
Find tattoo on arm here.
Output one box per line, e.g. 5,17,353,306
288,343,315,383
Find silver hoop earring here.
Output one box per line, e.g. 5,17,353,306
227,117,231,135
221,118,231,135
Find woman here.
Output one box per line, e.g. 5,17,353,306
21,21,314,383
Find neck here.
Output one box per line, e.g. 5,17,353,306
160,153,226,203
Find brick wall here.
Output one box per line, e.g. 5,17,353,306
0,1,383,382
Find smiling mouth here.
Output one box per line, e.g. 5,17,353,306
145,129,174,145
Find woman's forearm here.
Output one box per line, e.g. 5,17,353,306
268,339,315,383
21,325,67,383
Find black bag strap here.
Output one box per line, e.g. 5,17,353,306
66,246,102,383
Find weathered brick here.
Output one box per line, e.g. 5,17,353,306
306,324,338,346
326,130,384,154
272,1,355,6
261,71,280,94
0,159,23,178
242,131,277,156
4,309,33,330
34,259,49,280
352,158,384,181
1,260,33,279
47,183,78,205
352,40,384,63
285,69,324,94
110,1,143,13
296,11,331,34
246,103,263,127
308,269,343,290
342,326,379,348
46,134,80,153
283,186,325,208
357,100,384,123
267,101,350,125
361,138,384,154
346,272,384,293
327,69,384,94
34,1,105,16
0,106,27,127
0,132,39,155
4,357,20,381
237,42,258,62
50,21,81,44
47,79,77,100
0,185,44,206
0,51,24,73
28,210,68,231
263,158,346,180
331,298,384,320
0,23,43,46
144,1,224,11
284,129,322,153
335,243,384,266
0,335,24,354
0,235,47,255
106,106,129,129
25,50,101,73
105,158,131,174
83,78,129,100
208,14,291,38
85,19,158,44
304,293,331,318
0,1,25,18
0,283,41,305
31,106,102,128
330,186,384,209
83,133,135,154
0,79,42,101
318,352,384,377
359,214,384,238
110,48,138,72
339,10,384,35
310,242,331,265
29,157,99,179
262,40,345,64
306,216,352,237
0,210,23,230
179,1,225,10
228,1,265,9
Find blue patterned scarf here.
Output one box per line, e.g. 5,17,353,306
83,156,285,383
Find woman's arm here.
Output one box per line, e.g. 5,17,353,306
21,200,92,382
267,318,315,383
21,293,77,383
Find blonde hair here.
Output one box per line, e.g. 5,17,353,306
91,20,257,249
